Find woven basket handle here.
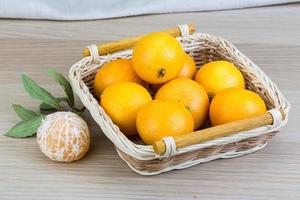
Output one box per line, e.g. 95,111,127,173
83,24,195,57
153,109,286,156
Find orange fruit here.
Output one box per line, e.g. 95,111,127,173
177,53,197,79
100,82,152,136
195,61,245,97
93,59,144,98
37,112,90,162
137,100,194,145
155,78,209,130
132,32,185,84
150,53,196,93
209,88,267,126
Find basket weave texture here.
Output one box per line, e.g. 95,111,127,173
69,25,290,175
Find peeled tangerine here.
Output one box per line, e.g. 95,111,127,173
37,112,90,162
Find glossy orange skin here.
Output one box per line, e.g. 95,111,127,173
177,53,197,79
150,53,197,93
93,59,144,98
209,88,267,126
137,100,194,145
195,61,245,97
100,82,152,136
155,78,209,130
132,32,185,84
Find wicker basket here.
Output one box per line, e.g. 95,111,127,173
69,24,290,175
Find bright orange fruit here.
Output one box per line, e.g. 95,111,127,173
209,88,267,126
132,32,185,84
177,53,197,79
93,59,144,98
150,53,197,93
100,82,152,136
155,78,209,130
137,100,194,145
195,61,245,97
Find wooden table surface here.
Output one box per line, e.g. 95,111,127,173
0,3,300,200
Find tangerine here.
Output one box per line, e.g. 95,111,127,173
132,32,185,84
137,100,194,145
93,59,144,97
209,88,267,126
150,53,197,93
155,78,209,130
178,53,197,79
100,82,152,136
195,61,245,96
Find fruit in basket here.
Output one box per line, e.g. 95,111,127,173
101,82,152,136
37,112,90,162
132,32,185,84
137,100,194,145
195,61,245,97
209,88,267,126
93,59,144,98
178,53,197,79
150,53,197,93
155,78,209,130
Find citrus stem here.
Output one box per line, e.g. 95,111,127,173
158,68,166,78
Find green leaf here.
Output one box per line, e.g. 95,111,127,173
12,104,40,120
21,74,60,110
47,69,74,108
4,116,43,138
39,97,68,110
39,102,55,110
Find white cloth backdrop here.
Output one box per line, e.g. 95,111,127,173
0,0,298,20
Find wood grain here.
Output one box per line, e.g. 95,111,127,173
153,110,285,155
0,3,300,200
